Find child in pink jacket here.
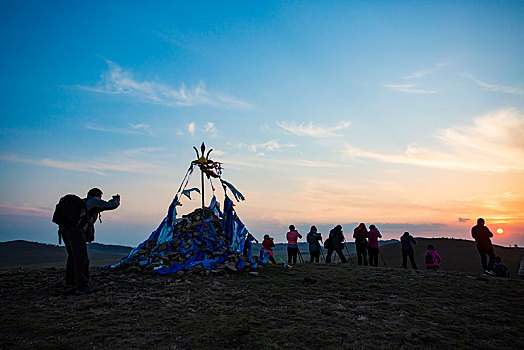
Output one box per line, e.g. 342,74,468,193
425,244,442,270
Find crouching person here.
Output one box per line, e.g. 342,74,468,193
425,244,442,271
60,188,120,294
260,234,277,264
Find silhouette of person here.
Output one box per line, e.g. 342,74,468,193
307,226,322,263
61,188,120,294
367,224,382,267
286,225,302,264
353,223,369,266
400,232,418,269
471,218,495,273
326,225,347,263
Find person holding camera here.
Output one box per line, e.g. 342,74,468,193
61,188,120,294
307,226,322,263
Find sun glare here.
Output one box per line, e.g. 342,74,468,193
496,228,504,234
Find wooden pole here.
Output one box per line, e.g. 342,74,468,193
201,166,205,210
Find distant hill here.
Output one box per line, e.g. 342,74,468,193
2,238,523,276
256,238,523,277
0,240,133,269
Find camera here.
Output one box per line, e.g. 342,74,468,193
112,194,120,200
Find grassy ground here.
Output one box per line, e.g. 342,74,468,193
1,263,523,349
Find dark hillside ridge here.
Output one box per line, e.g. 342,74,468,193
0,240,132,269
1,238,522,277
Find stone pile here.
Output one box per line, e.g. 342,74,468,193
112,207,250,275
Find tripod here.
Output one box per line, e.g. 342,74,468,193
344,243,354,265
319,247,326,262
297,247,305,264
379,249,388,268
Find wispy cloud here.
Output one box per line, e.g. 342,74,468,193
121,147,163,157
0,204,52,217
467,75,524,95
0,152,159,176
382,83,436,94
204,122,218,138
343,108,524,172
84,123,154,136
458,217,471,223
80,60,251,109
385,62,445,93
402,62,446,79
277,120,351,138
130,123,154,136
248,140,295,153
188,122,195,135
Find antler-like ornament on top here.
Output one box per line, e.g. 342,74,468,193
191,142,222,179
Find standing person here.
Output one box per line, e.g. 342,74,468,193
307,226,322,263
353,223,369,266
424,244,442,271
326,225,347,263
471,218,496,273
286,225,302,264
261,234,276,264
61,188,120,294
400,232,418,270
367,224,382,267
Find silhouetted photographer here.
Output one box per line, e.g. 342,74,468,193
53,188,120,294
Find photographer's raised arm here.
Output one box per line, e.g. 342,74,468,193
86,196,120,212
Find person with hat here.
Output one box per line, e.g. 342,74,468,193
307,226,322,263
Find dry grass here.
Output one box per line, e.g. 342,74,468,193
1,263,523,349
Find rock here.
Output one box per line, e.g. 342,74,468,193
224,262,238,273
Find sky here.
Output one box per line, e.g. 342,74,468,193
1,0,523,247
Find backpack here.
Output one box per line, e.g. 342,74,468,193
52,194,87,243
425,252,435,265
324,238,332,249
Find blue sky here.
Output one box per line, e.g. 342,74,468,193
1,1,523,246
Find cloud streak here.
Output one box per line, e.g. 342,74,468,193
247,140,295,154
277,120,351,138
467,75,524,95
0,204,52,217
0,152,159,176
344,108,524,172
81,61,251,109
382,83,436,94
84,123,154,136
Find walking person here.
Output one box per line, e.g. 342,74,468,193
353,223,369,266
60,188,120,294
424,244,442,271
286,225,302,264
367,224,382,267
471,218,496,273
326,225,347,263
307,226,322,263
400,232,418,270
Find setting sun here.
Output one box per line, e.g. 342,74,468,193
497,228,504,234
